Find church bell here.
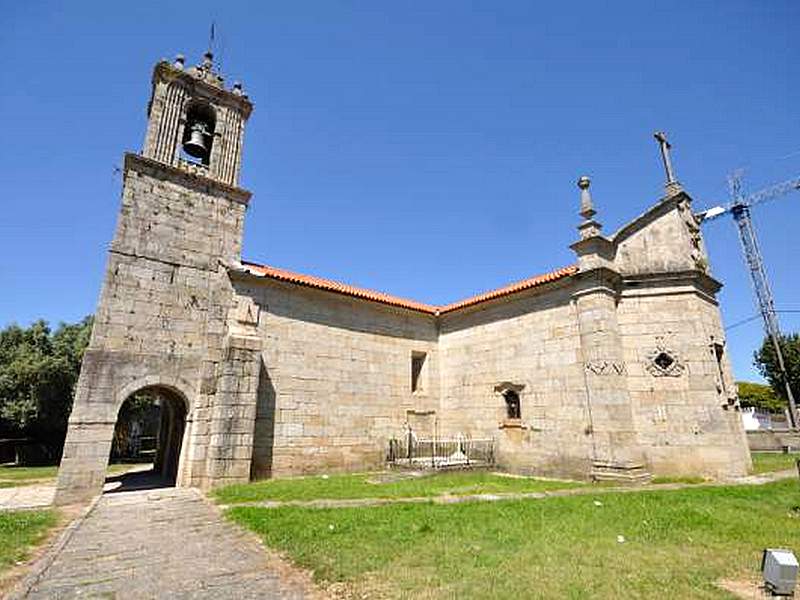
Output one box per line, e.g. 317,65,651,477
183,121,210,159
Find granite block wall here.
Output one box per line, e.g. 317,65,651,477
234,278,439,478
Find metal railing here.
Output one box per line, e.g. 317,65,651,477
387,434,494,469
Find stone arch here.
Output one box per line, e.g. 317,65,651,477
111,376,195,487
114,375,195,415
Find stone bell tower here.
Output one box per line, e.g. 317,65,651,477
56,52,258,505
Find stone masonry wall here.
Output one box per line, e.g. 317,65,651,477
56,155,251,504
234,277,439,478
438,282,595,478
611,192,750,478
618,286,751,477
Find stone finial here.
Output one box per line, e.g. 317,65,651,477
577,175,602,240
232,81,244,96
186,51,224,88
578,176,594,219
174,54,185,70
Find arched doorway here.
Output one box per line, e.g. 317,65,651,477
108,386,187,489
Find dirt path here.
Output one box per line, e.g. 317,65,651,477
0,485,55,512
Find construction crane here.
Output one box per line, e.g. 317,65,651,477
696,170,800,428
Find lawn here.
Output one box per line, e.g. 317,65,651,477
750,451,800,474
0,510,58,573
213,470,585,504
228,480,800,599
0,463,146,488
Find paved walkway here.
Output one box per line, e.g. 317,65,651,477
0,484,55,511
17,486,313,599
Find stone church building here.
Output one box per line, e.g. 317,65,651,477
56,53,750,504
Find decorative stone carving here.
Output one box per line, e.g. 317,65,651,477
678,198,708,272
646,337,684,377
585,360,627,376
235,296,260,326
493,381,525,394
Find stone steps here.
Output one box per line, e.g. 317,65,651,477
591,460,652,484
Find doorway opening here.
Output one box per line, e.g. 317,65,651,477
106,386,187,492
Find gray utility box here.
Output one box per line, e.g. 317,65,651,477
762,548,798,596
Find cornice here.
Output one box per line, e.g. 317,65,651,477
124,153,252,205
621,269,723,303
152,62,253,119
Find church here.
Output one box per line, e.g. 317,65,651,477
55,52,750,504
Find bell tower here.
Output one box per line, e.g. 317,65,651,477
143,52,251,186
56,52,258,505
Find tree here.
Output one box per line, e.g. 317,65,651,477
753,333,800,417
0,316,93,461
736,381,784,413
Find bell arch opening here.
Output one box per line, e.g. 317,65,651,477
107,386,188,490
180,101,216,167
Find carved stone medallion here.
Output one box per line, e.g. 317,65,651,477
646,337,684,377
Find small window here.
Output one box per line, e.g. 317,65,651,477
504,390,521,419
411,352,426,393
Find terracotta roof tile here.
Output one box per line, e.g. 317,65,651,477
437,265,579,314
240,260,577,316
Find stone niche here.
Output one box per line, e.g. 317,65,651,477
494,382,526,431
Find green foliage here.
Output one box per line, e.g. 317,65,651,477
111,391,160,459
0,316,93,460
228,480,800,598
213,470,584,505
754,333,800,414
736,380,784,412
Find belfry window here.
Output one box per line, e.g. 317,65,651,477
504,390,521,419
181,102,216,166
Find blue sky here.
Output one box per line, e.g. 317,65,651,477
1,1,798,381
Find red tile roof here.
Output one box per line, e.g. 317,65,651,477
438,265,578,314
240,260,577,316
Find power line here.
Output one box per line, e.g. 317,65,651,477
725,310,800,331
725,315,762,331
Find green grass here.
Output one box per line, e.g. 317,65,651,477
0,466,59,482
0,510,58,573
751,451,800,474
214,470,585,504
0,463,146,487
228,479,800,599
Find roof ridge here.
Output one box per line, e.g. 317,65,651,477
239,260,577,315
